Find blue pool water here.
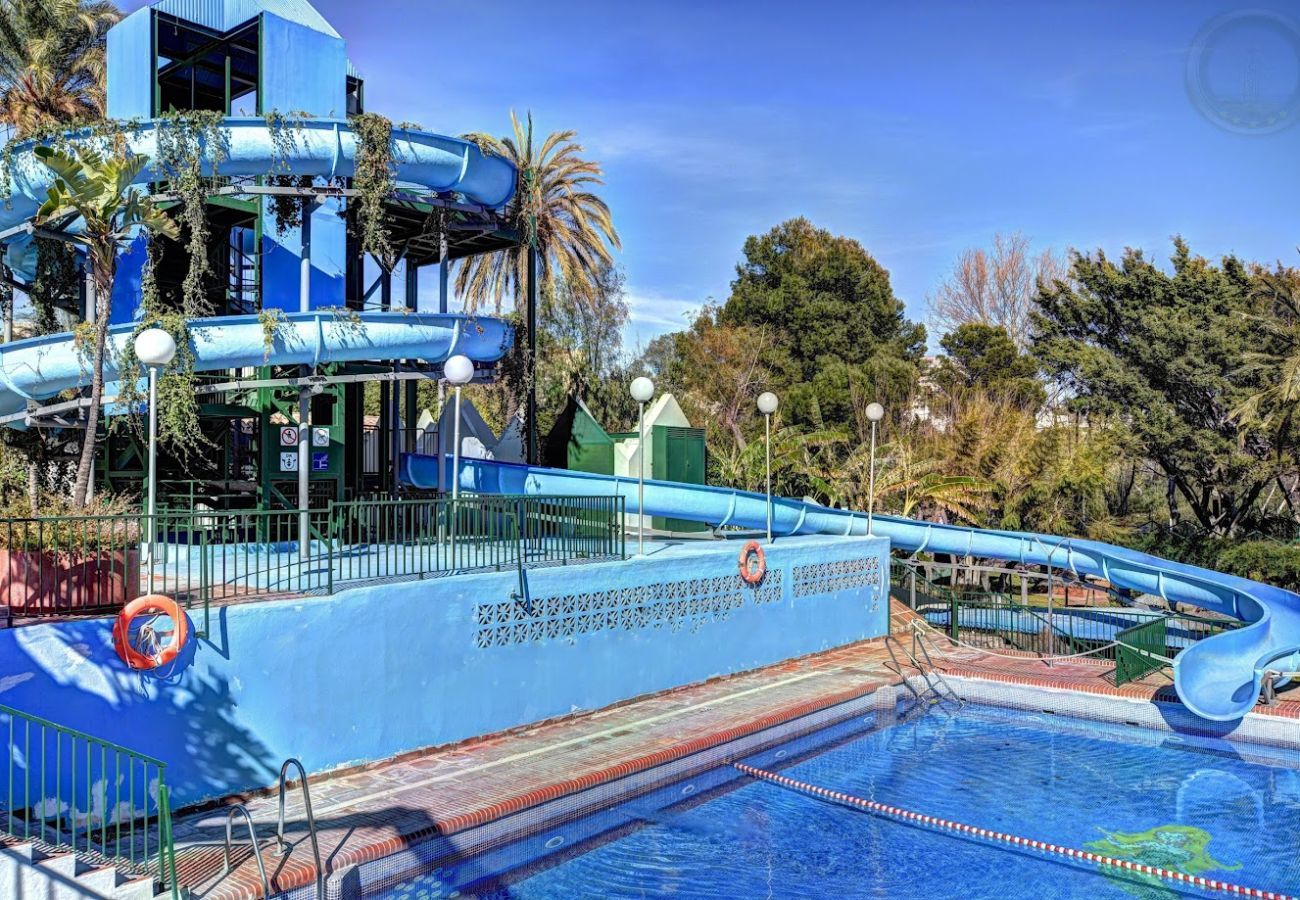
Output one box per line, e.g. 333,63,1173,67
381,704,1300,899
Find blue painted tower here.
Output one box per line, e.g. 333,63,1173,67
0,0,521,509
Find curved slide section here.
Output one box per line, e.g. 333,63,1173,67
403,453,1300,722
0,117,516,236
0,311,511,425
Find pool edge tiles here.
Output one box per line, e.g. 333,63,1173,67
313,687,901,900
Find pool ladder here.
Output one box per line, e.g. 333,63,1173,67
219,757,324,899
886,622,965,717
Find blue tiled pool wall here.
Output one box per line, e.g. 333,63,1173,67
933,675,1300,753
352,687,1300,900
0,535,888,807
318,690,894,900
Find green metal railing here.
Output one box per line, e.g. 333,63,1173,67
1112,615,1242,686
0,494,625,627
0,515,144,616
0,704,178,897
892,559,1243,678
1114,617,1169,685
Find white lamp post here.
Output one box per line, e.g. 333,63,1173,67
757,391,779,542
630,376,655,555
134,328,177,566
443,355,474,568
865,402,885,536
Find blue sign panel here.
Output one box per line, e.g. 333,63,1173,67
311,452,330,472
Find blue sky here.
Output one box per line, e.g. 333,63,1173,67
125,0,1300,352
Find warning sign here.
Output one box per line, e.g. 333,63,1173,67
279,426,299,447
279,452,299,472
312,427,330,447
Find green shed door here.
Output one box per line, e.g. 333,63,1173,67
652,426,707,533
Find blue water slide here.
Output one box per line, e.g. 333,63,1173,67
0,311,511,425
402,453,1300,723
0,117,516,276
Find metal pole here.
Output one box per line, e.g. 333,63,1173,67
764,412,772,543
637,400,646,556
298,204,312,563
298,387,310,562
145,365,159,567
867,419,878,536
451,385,462,568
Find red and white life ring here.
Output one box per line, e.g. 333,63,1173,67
113,595,189,670
738,540,766,585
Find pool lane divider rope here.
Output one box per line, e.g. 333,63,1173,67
731,762,1295,900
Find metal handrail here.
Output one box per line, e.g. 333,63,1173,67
222,804,270,897
275,757,323,899
0,703,174,887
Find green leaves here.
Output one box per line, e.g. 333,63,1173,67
33,143,178,243
1033,240,1283,535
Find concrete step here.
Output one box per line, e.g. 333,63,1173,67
0,839,170,900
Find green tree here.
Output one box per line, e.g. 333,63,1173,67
33,144,178,507
720,217,925,381
936,322,1044,407
1033,240,1278,536
455,111,619,312
0,0,119,138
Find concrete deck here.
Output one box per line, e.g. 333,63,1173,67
171,602,1300,899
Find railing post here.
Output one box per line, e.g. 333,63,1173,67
949,590,958,640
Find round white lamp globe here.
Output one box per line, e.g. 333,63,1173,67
629,376,655,404
443,354,474,386
134,328,177,368
757,391,779,415
866,402,885,422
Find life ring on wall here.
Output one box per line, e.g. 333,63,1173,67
738,540,766,585
113,595,189,670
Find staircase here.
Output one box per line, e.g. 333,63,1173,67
0,704,181,899
0,839,170,899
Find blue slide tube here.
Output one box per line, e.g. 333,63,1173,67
403,453,1300,723
1,117,515,235
0,311,511,425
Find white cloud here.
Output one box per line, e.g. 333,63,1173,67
621,288,701,350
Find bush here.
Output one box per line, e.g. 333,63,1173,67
1213,541,1300,592
0,493,141,552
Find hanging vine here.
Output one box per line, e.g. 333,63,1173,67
349,112,396,266
265,110,314,235
30,237,78,335
111,239,211,457
155,110,228,318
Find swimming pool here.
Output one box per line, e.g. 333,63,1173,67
375,701,1300,899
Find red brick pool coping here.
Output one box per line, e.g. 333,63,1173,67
181,601,1300,898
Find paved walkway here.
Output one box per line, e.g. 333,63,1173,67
175,602,1300,898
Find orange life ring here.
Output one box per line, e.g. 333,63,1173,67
113,595,189,670
738,540,766,585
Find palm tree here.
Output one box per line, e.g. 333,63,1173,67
33,144,178,507
0,0,120,139
456,111,620,312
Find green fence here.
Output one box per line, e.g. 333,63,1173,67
0,704,178,897
0,494,625,627
1114,617,1169,685
891,559,1243,677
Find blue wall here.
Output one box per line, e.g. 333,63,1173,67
0,535,887,807
106,8,153,120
